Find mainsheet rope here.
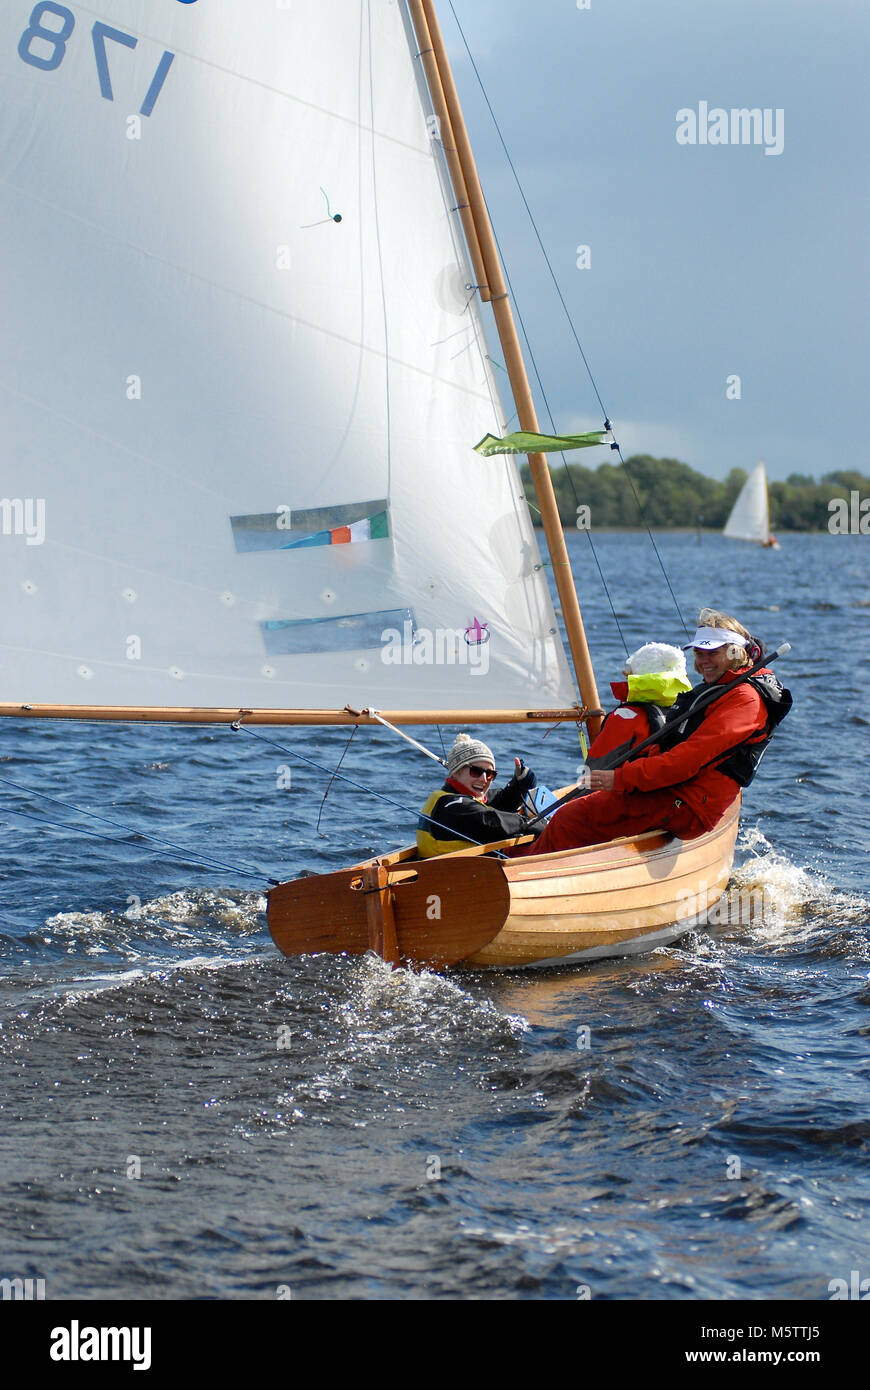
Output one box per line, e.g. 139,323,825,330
315,724,358,836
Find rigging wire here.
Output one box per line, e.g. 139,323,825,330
448,0,690,641
231,723,509,857
0,771,273,883
492,228,630,657
2,801,168,851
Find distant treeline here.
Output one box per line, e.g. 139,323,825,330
519,455,870,531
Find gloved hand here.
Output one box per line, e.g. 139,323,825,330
512,757,537,793
492,758,538,812
504,758,537,813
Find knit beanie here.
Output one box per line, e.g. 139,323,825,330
446,732,495,776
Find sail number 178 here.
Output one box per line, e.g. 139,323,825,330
18,3,175,118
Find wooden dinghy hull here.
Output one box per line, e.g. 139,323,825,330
466,802,740,968
266,800,741,971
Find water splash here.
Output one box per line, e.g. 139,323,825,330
37,888,266,957
723,826,869,955
334,953,528,1056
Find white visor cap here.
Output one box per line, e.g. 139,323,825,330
684,625,748,651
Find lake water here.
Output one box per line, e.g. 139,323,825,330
1,530,868,1303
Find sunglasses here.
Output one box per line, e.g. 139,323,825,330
467,764,496,780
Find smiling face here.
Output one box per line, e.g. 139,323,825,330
451,759,496,796
693,644,736,683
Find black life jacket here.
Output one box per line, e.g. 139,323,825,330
658,670,792,787
586,702,668,769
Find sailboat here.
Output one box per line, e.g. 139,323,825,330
723,462,780,549
1,0,739,969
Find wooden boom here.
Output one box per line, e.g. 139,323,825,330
0,703,587,726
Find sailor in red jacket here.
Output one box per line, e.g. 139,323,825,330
519,609,791,856
585,641,692,766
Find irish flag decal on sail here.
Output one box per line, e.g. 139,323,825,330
283,509,389,549
230,502,390,552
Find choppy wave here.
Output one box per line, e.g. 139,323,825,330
18,888,265,959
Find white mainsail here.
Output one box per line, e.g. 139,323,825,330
0,0,578,714
723,462,771,544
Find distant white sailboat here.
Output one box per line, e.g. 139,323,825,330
723,462,780,548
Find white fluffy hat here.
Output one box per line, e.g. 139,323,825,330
623,642,689,680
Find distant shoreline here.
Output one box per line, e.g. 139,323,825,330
521,455,869,533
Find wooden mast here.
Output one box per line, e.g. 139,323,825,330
406,2,491,303
410,0,603,735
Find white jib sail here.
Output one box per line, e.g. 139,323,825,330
723,462,770,544
0,0,577,713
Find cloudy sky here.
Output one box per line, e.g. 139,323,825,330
441,0,868,481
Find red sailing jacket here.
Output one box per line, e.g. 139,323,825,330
586,680,666,765
611,668,768,830
586,703,657,764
